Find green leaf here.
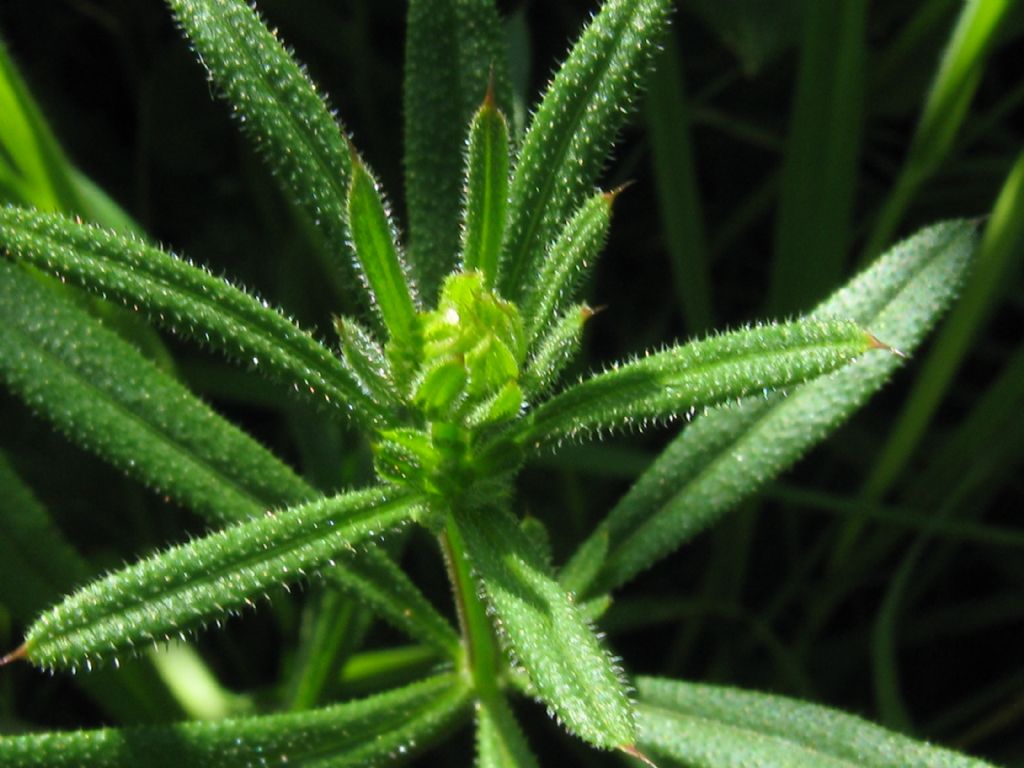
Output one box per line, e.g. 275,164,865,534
477,695,541,768
452,504,635,750
0,39,79,213
0,452,91,621
347,157,421,376
0,673,470,768
644,33,713,333
566,220,977,596
334,315,402,415
18,486,423,672
522,190,613,346
166,0,356,281
521,304,594,401
0,259,311,525
863,150,1024,498
769,0,866,314
517,319,881,451
404,0,511,301
0,206,385,425
461,87,511,288
862,0,1011,260
635,676,996,768
497,0,673,303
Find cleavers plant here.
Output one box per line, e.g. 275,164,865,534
0,0,997,766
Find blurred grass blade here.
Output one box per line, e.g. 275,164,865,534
0,206,386,426
461,87,511,289
517,319,879,451
0,453,190,723
0,39,78,212
635,676,996,767
0,453,91,620
347,157,421,373
166,0,357,288
565,220,977,596
497,0,672,302
644,33,713,333
477,695,541,768
18,486,422,672
0,259,312,525
769,0,865,314
0,674,469,768
452,504,636,750
404,0,511,301
862,0,1011,260
522,191,613,346
861,151,1024,500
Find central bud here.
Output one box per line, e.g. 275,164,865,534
414,271,525,425
375,272,525,497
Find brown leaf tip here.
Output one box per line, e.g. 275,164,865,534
603,180,636,207
866,332,907,358
619,743,659,767
581,303,608,322
482,65,497,109
0,643,28,667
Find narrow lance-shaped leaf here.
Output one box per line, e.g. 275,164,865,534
451,504,635,750
0,259,311,525
461,85,510,288
861,0,1010,261
521,304,596,401
166,0,358,286
404,0,511,300
635,676,996,768
562,220,977,596
347,158,421,381
0,207,385,425
0,674,470,768
334,314,402,414
497,0,672,303
522,190,614,346
516,318,883,451
477,694,542,768
9,487,423,672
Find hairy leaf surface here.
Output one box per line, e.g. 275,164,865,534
167,0,356,281
635,676,996,767
0,207,384,424
404,0,510,300
461,89,510,287
563,220,977,595
22,487,422,671
498,0,672,302
0,260,312,524
452,504,635,750
0,674,469,767
518,319,879,450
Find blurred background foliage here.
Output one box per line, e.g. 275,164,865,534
0,0,1022,765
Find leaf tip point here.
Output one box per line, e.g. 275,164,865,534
0,643,28,668
603,180,635,207
866,332,907,359
619,743,658,767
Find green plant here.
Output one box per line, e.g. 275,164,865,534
0,0,1011,765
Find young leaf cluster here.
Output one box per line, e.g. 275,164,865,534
0,0,995,766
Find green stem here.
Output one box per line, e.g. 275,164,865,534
440,512,501,702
